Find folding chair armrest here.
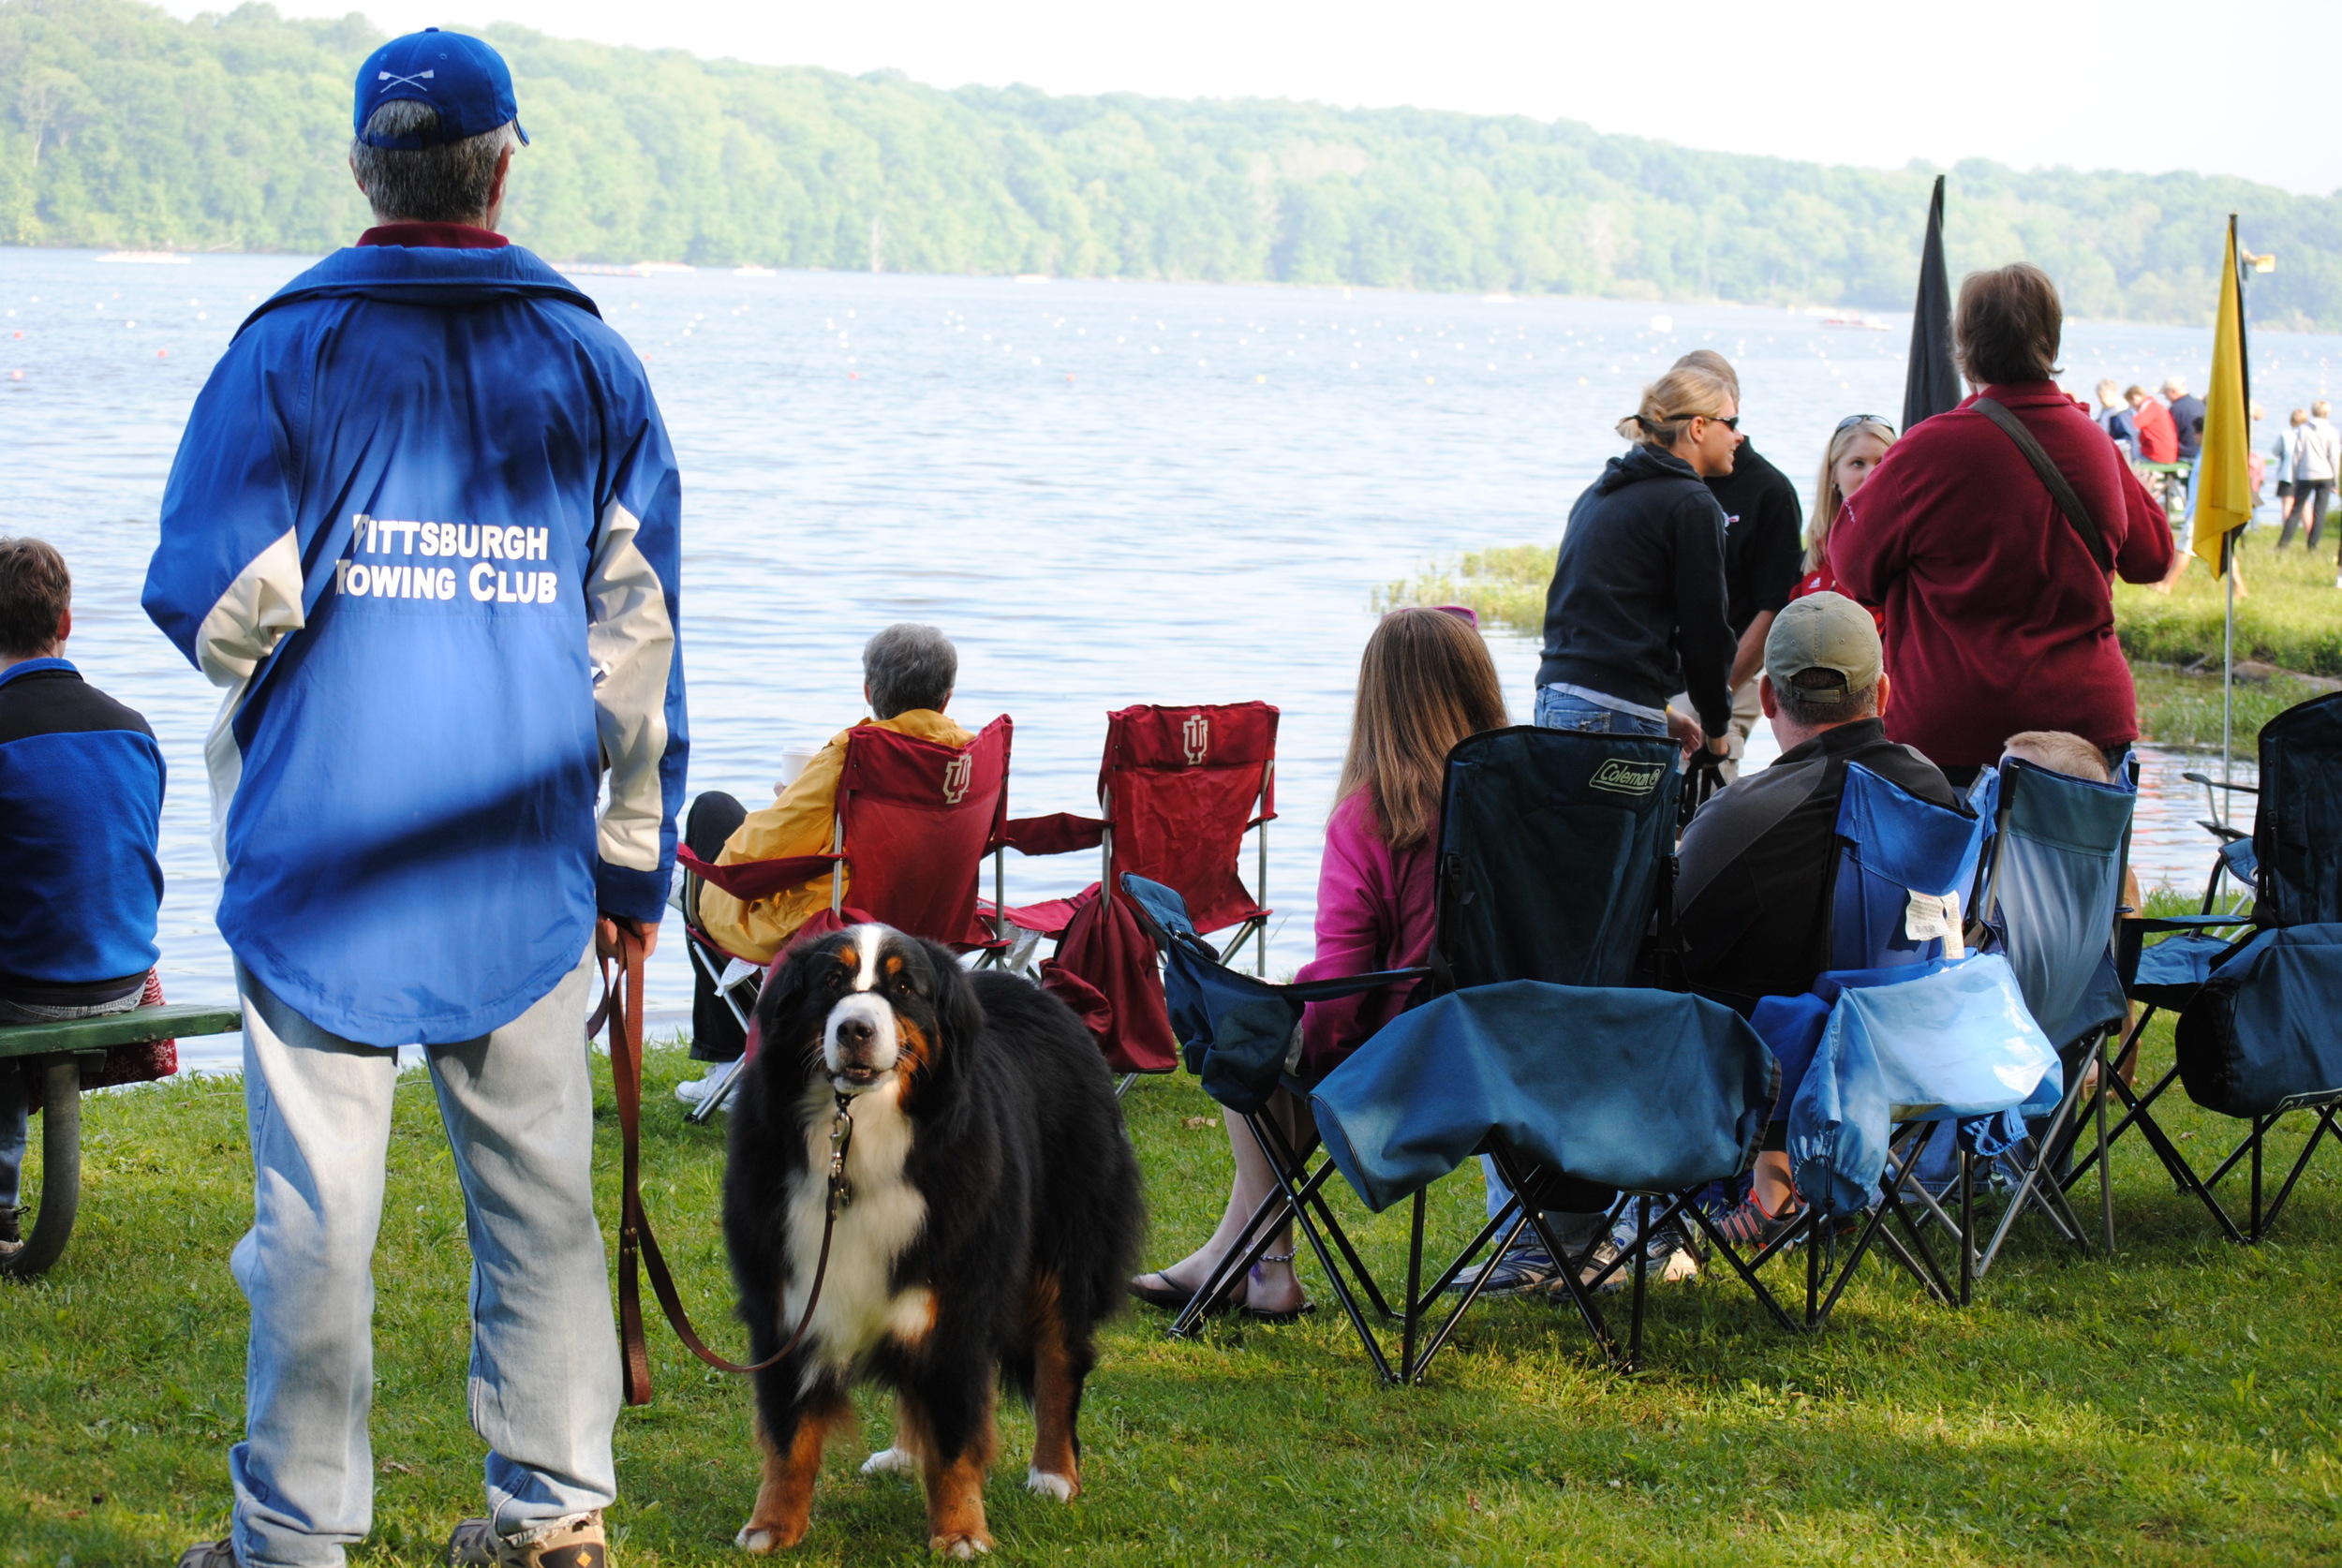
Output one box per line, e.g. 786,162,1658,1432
675,845,841,902
1002,812,1107,856
2181,772,2260,794
2132,913,2257,932
1245,811,1280,830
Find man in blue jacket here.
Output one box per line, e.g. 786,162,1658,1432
149,32,687,1568
0,537,166,1264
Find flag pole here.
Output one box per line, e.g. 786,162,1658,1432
2222,213,2251,803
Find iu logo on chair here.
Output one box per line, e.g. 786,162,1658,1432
941,753,973,806
1182,713,1210,766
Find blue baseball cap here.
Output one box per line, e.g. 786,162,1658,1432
353,28,528,148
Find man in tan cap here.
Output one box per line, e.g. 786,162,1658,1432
1669,592,1964,1245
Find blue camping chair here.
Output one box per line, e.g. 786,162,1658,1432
1884,754,2138,1294
2083,691,2342,1243
1728,762,2051,1324
1130,726,1785,1382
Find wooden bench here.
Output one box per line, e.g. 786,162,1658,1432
0,1003,243,1280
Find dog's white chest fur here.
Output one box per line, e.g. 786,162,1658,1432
783,1079,931,1380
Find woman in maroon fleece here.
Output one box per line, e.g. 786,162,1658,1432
1831,263,2172,783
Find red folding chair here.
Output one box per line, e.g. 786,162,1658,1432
676,717,1013,1120
1002,703,1277,1080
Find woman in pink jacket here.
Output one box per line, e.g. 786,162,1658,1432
1130,607,1507,1319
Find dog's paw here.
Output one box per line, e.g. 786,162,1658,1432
1024,1468,1077,1503
861,1446,916,1476
735,1523,793,1555
929,1531,992,1560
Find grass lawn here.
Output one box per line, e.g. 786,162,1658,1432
2115,532,2342,677
6,1022,2342,1566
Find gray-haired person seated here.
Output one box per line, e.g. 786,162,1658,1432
1672,591,1961,1248
674,624,968,1101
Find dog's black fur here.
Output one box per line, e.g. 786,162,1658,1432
721,925,1143,1556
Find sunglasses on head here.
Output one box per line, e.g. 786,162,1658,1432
1835,414,1895,434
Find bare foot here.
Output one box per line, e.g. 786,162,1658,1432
1243,1259,1309,1316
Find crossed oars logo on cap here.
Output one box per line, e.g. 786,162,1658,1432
377,68,436,92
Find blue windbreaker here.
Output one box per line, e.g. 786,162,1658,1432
143,243,687,1046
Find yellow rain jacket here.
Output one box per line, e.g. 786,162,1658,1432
699,708,974,964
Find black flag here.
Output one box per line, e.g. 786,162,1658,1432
1903,174,1961,430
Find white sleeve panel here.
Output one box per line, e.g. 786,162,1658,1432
194,527,307,688
586,497,676,872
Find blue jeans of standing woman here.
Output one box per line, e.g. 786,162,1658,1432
1477,685,1670,1243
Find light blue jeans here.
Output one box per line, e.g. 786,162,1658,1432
230,947,617,1568
1533,684,1671,738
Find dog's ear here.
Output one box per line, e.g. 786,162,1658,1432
921,939,985,1072
749,947,811,1071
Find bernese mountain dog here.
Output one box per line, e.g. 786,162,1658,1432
722,923,1144,1558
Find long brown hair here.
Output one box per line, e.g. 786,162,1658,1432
1338,608,1510,851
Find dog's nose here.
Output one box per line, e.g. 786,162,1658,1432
835,1017,875,1051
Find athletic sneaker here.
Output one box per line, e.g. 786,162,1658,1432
1445,1239,1557,1298
674,1075,717,1106
1588,1214,1699,1293
446,1511,609,1568
0,1205,20,1265
1709,1193,1803,1254
177,1542,239,1568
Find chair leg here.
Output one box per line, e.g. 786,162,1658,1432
2097,1030,2115,1256
1958,1150,1974,1308
1484,1147,1621,1370
1252,1115,1393,1320
1628,1196,1650,1372
1238,1114,1399,1383
1401,1191,1425,1383
1113,1073,1137,1100
685,1056,747,1127
1676,1201,1801,1335
2259,1107,2341,1237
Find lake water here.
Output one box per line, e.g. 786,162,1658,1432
4,246,2319,1072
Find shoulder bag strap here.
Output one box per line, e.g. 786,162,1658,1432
1971,396,2115,575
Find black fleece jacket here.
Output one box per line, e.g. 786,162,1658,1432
1537,445,1736,736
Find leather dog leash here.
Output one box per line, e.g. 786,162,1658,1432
601,925,853,1405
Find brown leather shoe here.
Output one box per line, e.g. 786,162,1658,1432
445,1510,608,1568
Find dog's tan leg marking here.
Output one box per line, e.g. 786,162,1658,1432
1024,1275,1082,1501
737,1392,849,1554
910,1389,997,1559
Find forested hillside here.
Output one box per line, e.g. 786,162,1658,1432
6,0,2340,327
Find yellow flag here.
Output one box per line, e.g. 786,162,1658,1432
2195,217,2253,575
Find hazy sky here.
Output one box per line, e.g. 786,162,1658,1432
170,0,2342,196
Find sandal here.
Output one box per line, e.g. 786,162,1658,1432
1128,1268,1240,1315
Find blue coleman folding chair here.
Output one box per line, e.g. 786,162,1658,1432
2082,691,2342,1243
1131,726,1783,1381
1887,754,2139,1294
1725,762,2059,1324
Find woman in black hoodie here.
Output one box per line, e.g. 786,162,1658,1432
1536,363,1741,758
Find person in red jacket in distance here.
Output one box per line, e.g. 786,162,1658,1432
1831,264,2172,788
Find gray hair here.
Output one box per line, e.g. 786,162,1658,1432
349,100,516,225
864,624,956,718
1773,668,1879,729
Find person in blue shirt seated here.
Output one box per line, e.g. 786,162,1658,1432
0,537,165,1264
